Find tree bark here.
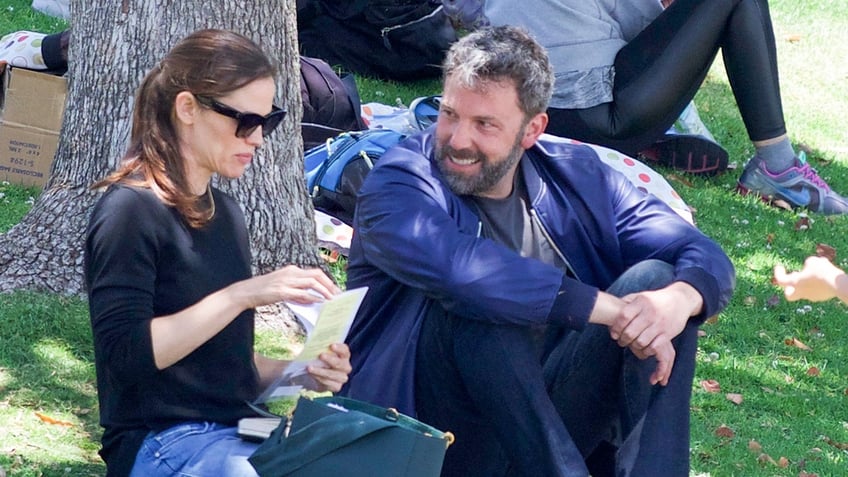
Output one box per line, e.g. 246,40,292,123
0,0,320,295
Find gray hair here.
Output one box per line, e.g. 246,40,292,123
443,25,554,116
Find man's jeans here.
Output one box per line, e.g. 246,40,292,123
415,260,699,477
129,422,260,477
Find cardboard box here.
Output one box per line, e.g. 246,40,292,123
0,64,67,188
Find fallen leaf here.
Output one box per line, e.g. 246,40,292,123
778,456,789,468
667,173,694,188
815,243,837,261
766,294,781,308
785,337,812,351
822,436,848,450
748,440,762,453
34,412,73,427
757,452,776,465
743,295,757,306
806,367,820,377
700,379,721,393
320,249,340,264
799,472,819,477
796,143,814,156
786,33,803,43
715,425,735,438
771,198,791,212
705,314,718,325
795,216,811,230
697,329,707,338
726,393,744,405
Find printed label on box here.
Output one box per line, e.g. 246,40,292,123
0,124,57,188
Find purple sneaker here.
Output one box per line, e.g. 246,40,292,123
737,152,848,215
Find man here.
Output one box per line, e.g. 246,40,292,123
341,26,735,477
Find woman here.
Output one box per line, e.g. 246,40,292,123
84,29,351,477
456,0,848,215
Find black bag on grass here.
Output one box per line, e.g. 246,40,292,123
298,1,458,81
300,56,367,150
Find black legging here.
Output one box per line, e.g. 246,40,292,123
546,0,787,157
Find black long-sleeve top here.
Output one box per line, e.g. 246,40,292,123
85,184,259,477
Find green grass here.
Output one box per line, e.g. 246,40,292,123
3,0,848,475
0,0,66,35
0,182,38,231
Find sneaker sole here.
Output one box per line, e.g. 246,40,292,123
640,135,729,176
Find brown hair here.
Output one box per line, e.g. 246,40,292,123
443,26,553,117
94,29,275,228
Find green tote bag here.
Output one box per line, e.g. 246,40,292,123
248,395,454,477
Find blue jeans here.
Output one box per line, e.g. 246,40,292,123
129,422,260,477
415,260,699,477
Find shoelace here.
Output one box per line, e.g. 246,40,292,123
794,151,830,191
797,162,830,190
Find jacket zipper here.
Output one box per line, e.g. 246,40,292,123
529,208,581,282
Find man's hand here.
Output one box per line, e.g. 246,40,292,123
608,282,702,386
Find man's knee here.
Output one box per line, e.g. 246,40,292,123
607,259,675,297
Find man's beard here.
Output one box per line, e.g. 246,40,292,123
435,134,525,196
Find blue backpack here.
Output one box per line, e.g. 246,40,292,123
305,128,408,225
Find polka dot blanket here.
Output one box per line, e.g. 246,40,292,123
0,31,48,70
550,135,694,225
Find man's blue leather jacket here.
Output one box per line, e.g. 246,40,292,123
340,130,735,415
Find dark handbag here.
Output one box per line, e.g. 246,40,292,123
248,395,454,477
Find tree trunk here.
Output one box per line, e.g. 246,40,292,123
0,0,320,295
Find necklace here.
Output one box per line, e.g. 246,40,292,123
206,182,216,219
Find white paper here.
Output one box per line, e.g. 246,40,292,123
254,287,368,403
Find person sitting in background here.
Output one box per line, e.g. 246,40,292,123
774,256,848,304
341,25,735,476
297,0,457,81
84,29,351,477
453,0,848,214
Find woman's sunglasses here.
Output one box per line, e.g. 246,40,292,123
194,95,287,138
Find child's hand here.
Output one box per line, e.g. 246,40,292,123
774,256,844,302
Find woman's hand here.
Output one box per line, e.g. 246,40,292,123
236,265,342,309
152,266,338,371
305,343,352,393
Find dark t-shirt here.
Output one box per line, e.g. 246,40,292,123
85,184,259,477
470,170,568,272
